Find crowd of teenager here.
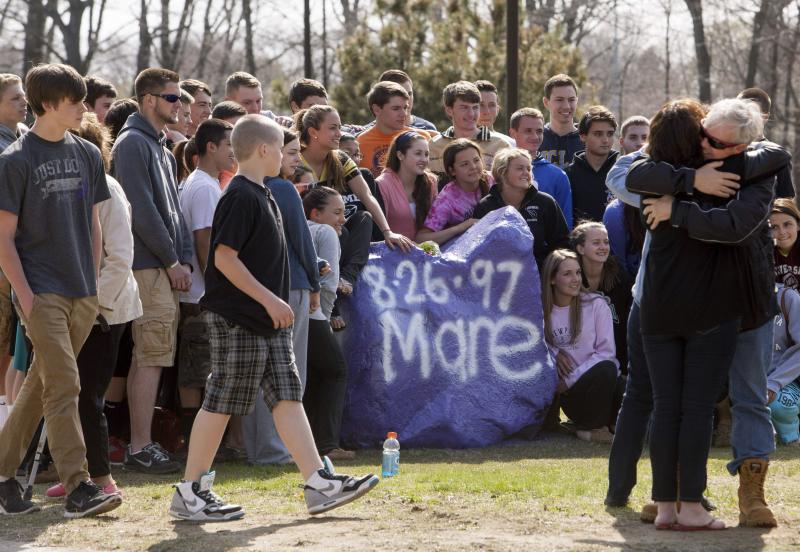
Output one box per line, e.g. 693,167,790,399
0,60,795,532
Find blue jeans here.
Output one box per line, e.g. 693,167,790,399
644,318,739,502
606,303,651,503
727,320,776,474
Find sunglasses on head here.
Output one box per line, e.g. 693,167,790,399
700,126,739,149
148,92,181,103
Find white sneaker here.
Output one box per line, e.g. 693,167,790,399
304,459,379,515
168,471,244,522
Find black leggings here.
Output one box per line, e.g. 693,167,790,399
560,360,623,430
77,323,126,477
303,319,348,454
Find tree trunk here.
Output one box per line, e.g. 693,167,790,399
338,0,359,35
663,0,671,101
242,0,256,74
684,0,712,103
304,0,313,78
137,0,152,77
23,0,47,76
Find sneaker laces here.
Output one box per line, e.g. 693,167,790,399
196,488,224,506
144,442,171,462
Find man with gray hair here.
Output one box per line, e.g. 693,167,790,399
608,98,790,528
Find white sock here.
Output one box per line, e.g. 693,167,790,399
0,396,7,430
304,469,328,488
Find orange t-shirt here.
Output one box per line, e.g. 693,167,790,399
356,126,433,178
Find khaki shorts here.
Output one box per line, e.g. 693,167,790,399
132,268,179,367
177,302,211,388
0,276,13,354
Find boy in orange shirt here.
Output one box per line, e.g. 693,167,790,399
356,81,432,178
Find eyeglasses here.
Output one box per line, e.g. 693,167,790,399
148,93,181,103
700,126,740,149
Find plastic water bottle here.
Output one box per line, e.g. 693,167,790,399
381,432,400,477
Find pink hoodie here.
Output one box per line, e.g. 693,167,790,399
548,293,619,389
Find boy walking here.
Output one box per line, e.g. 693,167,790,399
0,64,121,518
169,115,378,521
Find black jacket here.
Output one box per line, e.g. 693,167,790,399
627,142,791,332
473,185,569,269
565,150,619,223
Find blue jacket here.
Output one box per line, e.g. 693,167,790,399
603,198,641,278
533,154,573,229
265,177,320,292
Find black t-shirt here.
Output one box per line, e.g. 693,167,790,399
200,175,289,336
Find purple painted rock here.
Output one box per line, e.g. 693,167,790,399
339,207,557,448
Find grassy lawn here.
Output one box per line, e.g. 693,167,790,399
1,434,799,551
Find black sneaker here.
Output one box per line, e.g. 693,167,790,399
64,481,122,519
0,478,40,515
124,442,180,474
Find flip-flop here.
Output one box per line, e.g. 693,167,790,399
655,522,677,530
672,519,726,531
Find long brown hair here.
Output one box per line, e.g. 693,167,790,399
542,249,584,345
385,131,436,230
294,104,346,192
569,221,620,291
442,138,490,195
646,98,707,169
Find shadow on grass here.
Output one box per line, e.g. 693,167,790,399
592,505,771,551
148,515,359,552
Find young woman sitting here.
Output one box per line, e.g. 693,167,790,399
376,131,438,242
473,147,569,269
771,198,800,291
570,221,632,373
541,249,622,443
416,139,493,245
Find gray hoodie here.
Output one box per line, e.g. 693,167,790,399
0,122,27,152
111,112,193,270
769,284,800,394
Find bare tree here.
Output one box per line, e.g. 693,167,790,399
154,0,196,72
23,0,48,75
304,0,313,77
136,0,152,75
745,0,791,89
42,0,107,74
660,0,672,101
338,0,359,35
684,0,712,102
524,0,556,31
241,0,255,74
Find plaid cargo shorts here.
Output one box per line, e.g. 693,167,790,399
202,311,301,416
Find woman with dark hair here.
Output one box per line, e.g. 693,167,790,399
104,98,138,144
376,131,438,241
770,198,800,290
625,98,788,530
416,139,493,245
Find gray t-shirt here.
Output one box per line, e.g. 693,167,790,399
0,131,110,297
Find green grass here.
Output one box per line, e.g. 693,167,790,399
1,436,799,551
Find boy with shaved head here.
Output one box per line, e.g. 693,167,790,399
169,115,378,522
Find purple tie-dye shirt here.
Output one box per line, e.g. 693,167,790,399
423,178,494,232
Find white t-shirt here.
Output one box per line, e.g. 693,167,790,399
178,168,221,303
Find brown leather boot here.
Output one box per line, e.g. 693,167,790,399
738,459,778,527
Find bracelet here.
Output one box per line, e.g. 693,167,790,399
168,260,180,269
382,228,392,235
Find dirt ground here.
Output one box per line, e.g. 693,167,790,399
1,436,798,551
